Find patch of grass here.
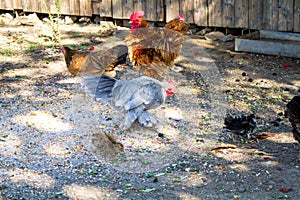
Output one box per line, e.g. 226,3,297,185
26,44,39,52
0,48,18,57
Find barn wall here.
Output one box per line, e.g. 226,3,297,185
1,0,299,32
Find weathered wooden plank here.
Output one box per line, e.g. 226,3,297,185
260,30,300,41
249,0,263,30
156,0,164,21
166,0,180,22
262,0,272,29
208,0,222,27
92,0,100,15
13,0,23,10
133,0,143,12
278,0,293,31
295,0,300,32
271,0,279,31
69,0,80,15
180,0,194,23
144,0,157,21
194,0,207,26
112,0,122,18
60,0,71,15
3,0,14,10
79,0,92,16
122,0,134,19
222,0,234,27
262,0,274,30
234,0,248,28
22,0,32,12
235,38,300,58
99,0,112,17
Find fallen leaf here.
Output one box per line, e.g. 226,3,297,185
283,63,290,68
279,188,292,193
211,144,238,151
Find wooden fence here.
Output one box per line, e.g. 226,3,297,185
1,0,300,32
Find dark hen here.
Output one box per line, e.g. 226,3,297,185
286,95,300,159
224,113,257,139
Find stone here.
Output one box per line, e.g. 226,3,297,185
205,31,225,41
15,13,42,26
79,17,91,24
64,16,74,25
195,27,212,36
0,13,14,25
94,16,101,24
221,34,234,42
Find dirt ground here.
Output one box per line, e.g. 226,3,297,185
0,21,300,200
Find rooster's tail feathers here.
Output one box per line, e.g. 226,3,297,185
82,75,117,101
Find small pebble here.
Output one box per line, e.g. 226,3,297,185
235,79,240,82
158,133,164,138
248,78,253,82
242,72,247,76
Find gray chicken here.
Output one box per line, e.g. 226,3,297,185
81,75,175,130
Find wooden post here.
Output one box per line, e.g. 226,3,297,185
222,0,234,28
278,0,294,31
113,0,123,19
166,0,180,22
249,0,263,30
194,0,207,26
295,0,300,32
234,0,248,28
208,0,222,27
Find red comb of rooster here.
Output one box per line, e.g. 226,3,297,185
178,14,184,20
130,10,145,21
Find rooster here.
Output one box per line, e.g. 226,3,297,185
125,11,189,79
81,75,175,131
285,95,300,160
61,45,128,77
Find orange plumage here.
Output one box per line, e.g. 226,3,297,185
125,11,189,79
61,45,128,77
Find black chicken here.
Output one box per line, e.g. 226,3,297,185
224,113,257,139
286,95,300,159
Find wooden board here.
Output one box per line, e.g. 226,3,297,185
99,0,112,17
222,0,235,27
13,0,23,10
79,0,92,16
133,0,143,12
234,0,248,28
262,0,274,30
295,0,300,32
69,0,80,15
235,38,300,58
122,0,134,19
156,0,164,21
112,0,122,18
60,0,71,15
166,0,180,22
208,0,222,27
278,0,293,31
180,0,194,23
92,0,100,15
249,0,263,30
194,0,207,26
144,0,157,21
